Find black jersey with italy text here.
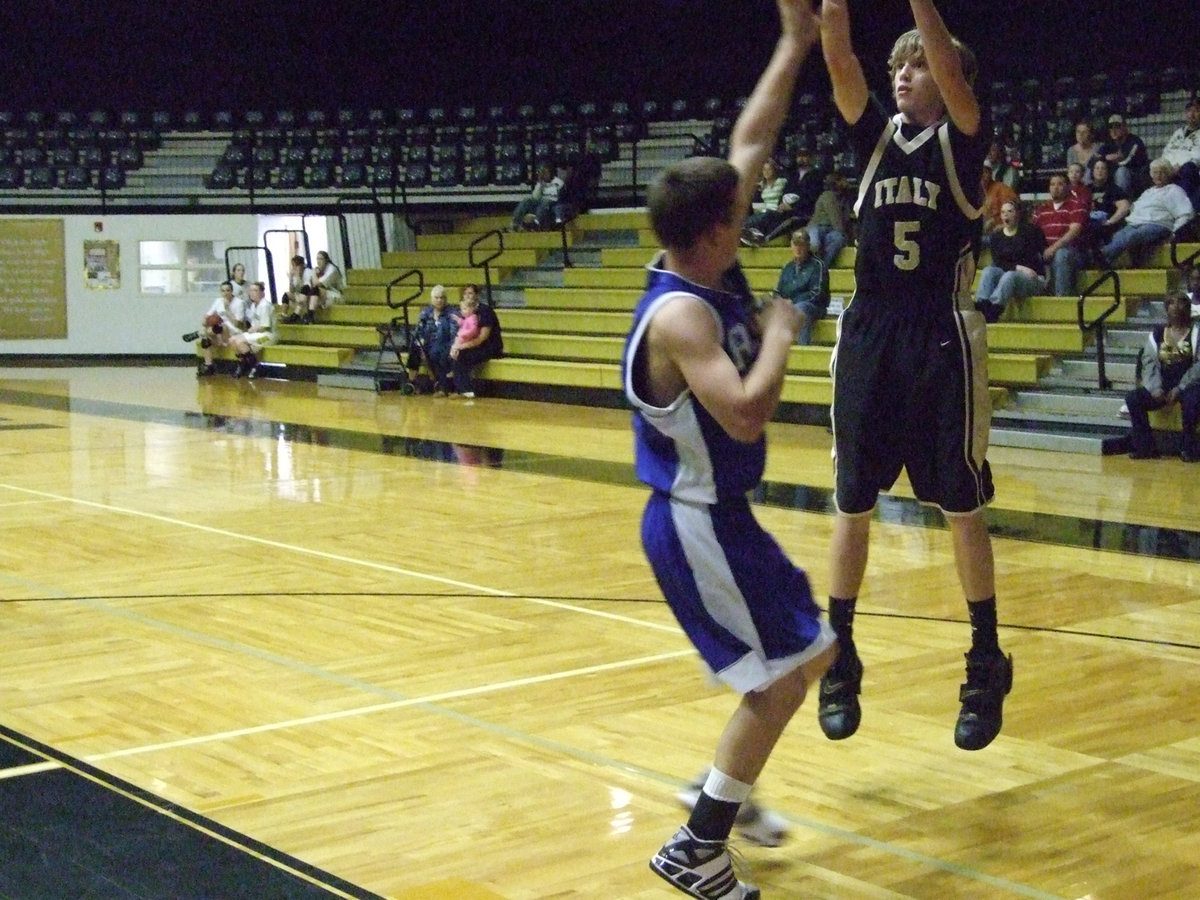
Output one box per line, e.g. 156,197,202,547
846,102,988,319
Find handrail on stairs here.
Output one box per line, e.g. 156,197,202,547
467,229,503,306
1076,269,1122,391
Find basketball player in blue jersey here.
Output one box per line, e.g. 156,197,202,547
816,0,1013,752
625,3,837,898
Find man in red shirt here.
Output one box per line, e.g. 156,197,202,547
1032,172,1088,296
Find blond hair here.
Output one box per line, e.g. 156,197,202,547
887,28,977,88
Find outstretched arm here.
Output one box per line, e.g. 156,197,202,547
908,0,979,135
728,0,820,216
819,0,868,125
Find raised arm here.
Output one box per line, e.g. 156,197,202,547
908,0,979,135
727,0,819,215
819,0,868,125
654,294,800,442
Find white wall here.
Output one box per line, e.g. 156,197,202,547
0,214,258,356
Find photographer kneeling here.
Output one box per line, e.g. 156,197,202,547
183,280,245,377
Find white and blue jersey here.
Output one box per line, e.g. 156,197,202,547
624,257,764,503
624,254,834,694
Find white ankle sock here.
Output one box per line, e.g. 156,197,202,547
702,768,752,805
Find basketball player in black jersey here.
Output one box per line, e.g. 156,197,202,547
816,0,1013,751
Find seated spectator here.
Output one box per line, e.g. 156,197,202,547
774,229,829,345
280,254,315,324
1099,114,1150,197
1101,159,1195,268
452,293,480,352
449,283,503,398
553,154,602,226
229,262,250,302
1065,120,1100,183
510,163,562,231
1187,265,1200,319
229,281,275,378
807,173,850,268
1066,162,1091,208
974,200,1046,323
776,143,824,226
305,251,344,320
186,280,245,377
985,139,1019,189
1031,172,1088,296
406,283,458,395
741,158,790,245
1124,292,1200,460
980,165,1018,246
1088,158,1131,246
1161,96,1200,212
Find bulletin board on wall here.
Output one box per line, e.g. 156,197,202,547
0,219,67,339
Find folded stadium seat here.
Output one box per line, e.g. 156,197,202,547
211,111,234,130
256,126,284,147
26,166,56,189
99,165,125,189
431,142,461,167
430,161,460,187
243,110,266,129
403,161,430,188
492,144,526,186
639,99,661,123
290,126,316,150
463,161,490,187
50,146,74,167
0,147,12,165
0,165,22,188
340,144,369,167
221,144,249,167
370,163,396,188
242,165,272,189
1124,70,1158,117
365,108,388,129
150,110,172,131
49,111,73,128
85,110,108,127
253,145,278,167
74,141,102,170
275,164,302,189
585,124,617,163
310,144,336,166
336,108,359,130
19,147,46,166
134,128,161,151
23,110,45,128
281,144,308,167
304,163,333,189
462,142,487,167
1159,67,1191,93
274,109,296,128
337,163,367,188
667,98,691,120
0,111,14,128
180,110,203,130
304,109,327,129
397,107,419,129
609,101,642,143
204,164,236,189
373,144,397,167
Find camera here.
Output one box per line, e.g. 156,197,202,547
181,331,200,342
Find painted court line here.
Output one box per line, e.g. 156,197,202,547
0,481,678,633
0,483,1063,898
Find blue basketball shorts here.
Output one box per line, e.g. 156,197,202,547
641,492,834,694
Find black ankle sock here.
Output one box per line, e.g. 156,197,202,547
828,596,857,647
687,792,741,843
968,597,1000,655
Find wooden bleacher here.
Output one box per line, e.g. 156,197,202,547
210,211,1194,434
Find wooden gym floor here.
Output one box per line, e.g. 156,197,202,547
0,365,1197,899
